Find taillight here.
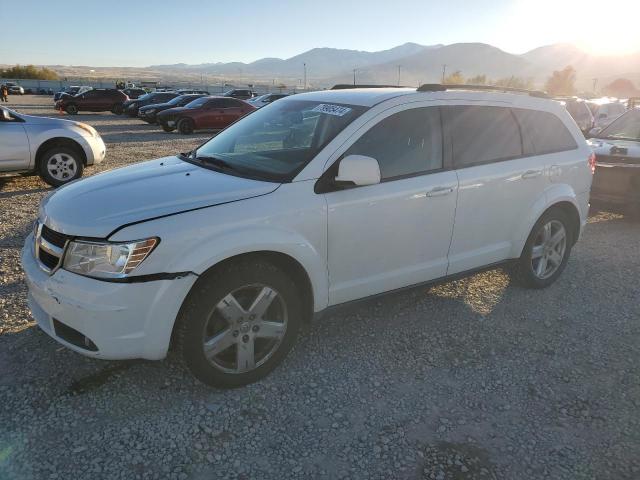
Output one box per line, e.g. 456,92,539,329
588,152,596,175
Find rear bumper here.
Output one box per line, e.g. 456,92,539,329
21,233,196,360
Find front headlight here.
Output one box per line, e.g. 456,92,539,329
75,122,98,138
63,238,158,279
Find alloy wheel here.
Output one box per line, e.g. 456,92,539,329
202,284,288,374
46,153,78,182
530,220,567,280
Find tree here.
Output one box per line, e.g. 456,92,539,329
466,74,487,85
0,65,59,80
493,76,535,89
444,70,465,85
602,78,640,98
544,66,576,96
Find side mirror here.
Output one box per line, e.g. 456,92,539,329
1,108,12,121
335,155,381,186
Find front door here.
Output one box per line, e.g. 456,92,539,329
324,105,458,305
0,111,30,171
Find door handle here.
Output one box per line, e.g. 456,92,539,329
426,186,454,197
522,169,543,179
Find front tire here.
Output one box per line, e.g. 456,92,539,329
65,104,78,115
38,147,84,187
515,209,572,288
161,123,175,133
177,118,194,135
175,259,303,388
111,103,123,114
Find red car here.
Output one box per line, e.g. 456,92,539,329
156,96,256,134
55,88,129,115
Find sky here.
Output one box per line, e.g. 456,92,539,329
1,0,639,67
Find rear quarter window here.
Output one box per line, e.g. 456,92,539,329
512,108,578,155
444,105,522,168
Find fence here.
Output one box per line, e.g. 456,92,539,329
1,78,312,95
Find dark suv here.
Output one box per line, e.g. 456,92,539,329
223,89,254,100
137,94,207,123
122,88,147,99
122,92,179,117
55,89,129,115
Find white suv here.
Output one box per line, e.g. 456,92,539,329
22,86,593,387
1,106,105,186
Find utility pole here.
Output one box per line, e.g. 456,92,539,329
353,68,357,85
441,64,447,84
303,63,307,91
397,65,401,86
592,78,598,93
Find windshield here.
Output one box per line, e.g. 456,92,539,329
191,99,368,182
599,110,640,141
167,95,189,106
185,97,211,108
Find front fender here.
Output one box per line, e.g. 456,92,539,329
510,184,581,258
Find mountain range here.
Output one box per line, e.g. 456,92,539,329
151,42,640,91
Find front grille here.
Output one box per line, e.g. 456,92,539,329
38,248,60,270
35,224,70,273
41,224,69,248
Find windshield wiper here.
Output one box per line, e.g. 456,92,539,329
194,154,240,172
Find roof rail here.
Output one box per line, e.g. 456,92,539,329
417,83,549,98
330,84,408,90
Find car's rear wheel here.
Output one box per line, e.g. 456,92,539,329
65,104,78,115
111,103,123,114
38,147,84,187
515,209,572,288
175,259,302,388
177,118,194,135
161,123,175,133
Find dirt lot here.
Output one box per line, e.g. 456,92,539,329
1,95,639,480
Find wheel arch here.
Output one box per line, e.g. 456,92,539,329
35,137,88,167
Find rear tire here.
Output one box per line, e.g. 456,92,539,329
111,103,123,115
177,118,194,135
514,209,572,289
65,104,78,115
38,146,84,187
175,259,302,388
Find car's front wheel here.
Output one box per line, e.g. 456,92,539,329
111,103,123,114
515,209,572,288
161,123,175,133
38,147,84,187
65,104,78,115
177,118,194,135
176,259,303,388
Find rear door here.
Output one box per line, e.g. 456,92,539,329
0,111,30,171
444,104,550,274
324,104,459,305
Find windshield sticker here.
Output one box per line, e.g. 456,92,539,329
312,104,352,117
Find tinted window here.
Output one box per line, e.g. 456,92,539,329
513,108,577,155
446,106,522,168
219,98,242,108
345,107,443,180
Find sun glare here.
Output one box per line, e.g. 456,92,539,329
510,0,640,55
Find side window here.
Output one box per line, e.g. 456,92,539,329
513,108,578,155
445,106,522,168
219,99,240,108
345,107,443,180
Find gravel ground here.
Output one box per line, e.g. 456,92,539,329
1,95,639,480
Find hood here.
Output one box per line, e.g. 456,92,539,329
589,138,640,159
157,106,192,118
19,113,84,128
140,102,171,111
39,156,280,238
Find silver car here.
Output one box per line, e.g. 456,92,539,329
0,106,105,186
